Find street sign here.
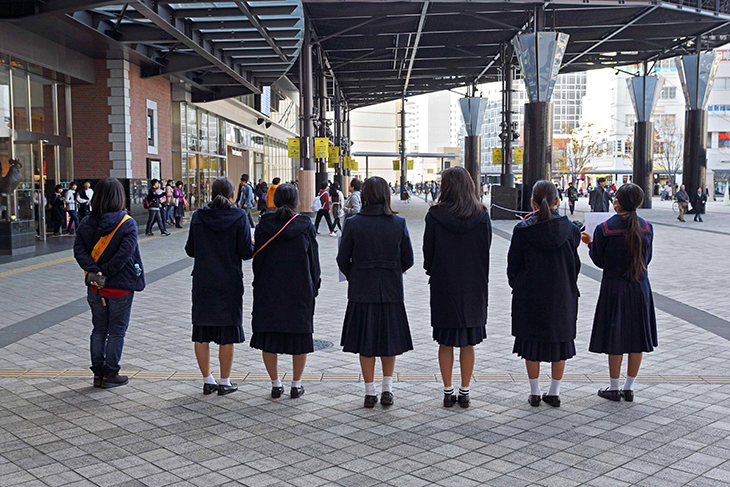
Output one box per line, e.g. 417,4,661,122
314,137,329,158
287,138,300,158
514,148,524,164
344,156,351,170
492,148,503,165
352,160,358,171
393,160,400,171
328,146,339,168
407,160,414,170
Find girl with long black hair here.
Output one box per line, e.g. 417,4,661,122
250,184,321,399
508,180,581,407
424,166,491,408
581,183,656,402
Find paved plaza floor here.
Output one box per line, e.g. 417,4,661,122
0,196,729,486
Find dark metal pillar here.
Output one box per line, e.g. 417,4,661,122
315,62,328,190
683,110,707,195
298,16,315,212
400,97,407,199
634,121,654,208
501,44,514,188
334,87,343,191
464,135,481,199
522,102,553,211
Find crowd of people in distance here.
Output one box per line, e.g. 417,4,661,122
39,180,94,236
74,166,657,412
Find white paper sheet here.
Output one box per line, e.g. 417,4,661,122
585,212,613,239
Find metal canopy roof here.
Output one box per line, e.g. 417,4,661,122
302,0,730,109
0,0,304,102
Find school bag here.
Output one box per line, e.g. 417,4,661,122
143,196,150,210
311,194,323,212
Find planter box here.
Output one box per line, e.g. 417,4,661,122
0,220,36,256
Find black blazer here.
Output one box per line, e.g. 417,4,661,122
337,204,414,303
251,213,321,334
185,206,253,328
507,213,581,343
423,206,491,329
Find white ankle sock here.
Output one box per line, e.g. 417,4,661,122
458,386,469,397
272,378,282,388
219,377,231,386
382,376,393,393
291,380,302,389
529,378,540,396
204,374,217,385
444,386,454,396
609,377,620,391
623,375,636,391
548,379,561,396
365,382,376,396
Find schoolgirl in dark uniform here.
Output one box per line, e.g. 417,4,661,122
581,183,656,402
423,167,491,408
337,176,414,408
251,184,321,399
508,181,581,407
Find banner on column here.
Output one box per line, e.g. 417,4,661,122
351,160,358,171
287,138,300,158
407,160,414,170
514,148,524,165
492,148,503,165
314,137,329,158
392,160,400,171
344,156,351,170
327,146,339,168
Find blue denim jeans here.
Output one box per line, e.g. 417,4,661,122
87,288,134,374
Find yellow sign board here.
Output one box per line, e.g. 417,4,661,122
328,146,339,162
351,160,358,172
393,159,400,171
407,160,414,170
287,138,300,158
328,160,337,169
492,148,503,165
314,137,329,158
343,156,351,170
514,148,524,165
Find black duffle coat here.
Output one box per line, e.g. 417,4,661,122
423,205,492,329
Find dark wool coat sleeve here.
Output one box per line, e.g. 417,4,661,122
506,229,522,289
98,220,138,279
400,220,414,273
308,226,322,297
589,224,607,269
336,222,354,278
74,230,102,275
237,218,254,261
423,214,436,275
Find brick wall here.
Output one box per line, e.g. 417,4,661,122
128,63,172,180
70,59,112,179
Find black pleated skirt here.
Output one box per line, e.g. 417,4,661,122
341,302,413,358
589,278,658,355
250,332,314,355
432,326,486,347
513,338,576,362
192,325,245,345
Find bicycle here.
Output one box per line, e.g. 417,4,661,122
672,200,679,213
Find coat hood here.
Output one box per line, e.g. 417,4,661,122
195,206,246,232
88,211,130,237
514,213,577,250
258,212,312,240
428,205,489,234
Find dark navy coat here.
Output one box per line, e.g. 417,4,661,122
336,204,414,303
588,214,657,354
251,213,321,334
74,211,145,292
507,213,581,343
423,206,492,329
185,206,253,327
589,185,612,212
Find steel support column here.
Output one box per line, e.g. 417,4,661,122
400,97,407,199
634,121,654,208
298,16,315,213
501,44,514,188
683,109,708,195
334,88,343,191
522,102,553,211
464,135,481,199
315,63,328,190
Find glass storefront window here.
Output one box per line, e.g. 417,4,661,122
0,67,10,135
12,143,33,221
12,69,28,131
58,146,72,183
181,104,187,151
209,114,218,154
200,112,208,153
187,105,197,152
57,84,69,138
29,75,55,135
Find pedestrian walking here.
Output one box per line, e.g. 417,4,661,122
330,181,344,234
589,177,612,212
256,181,268,219
65,182,80,235
337,176,414,408
581,183,656,402
567,182,578,215
76,180,93,220
251,184,321,399
144,179,170,236
73,178,145,389
236,173,256,228
164,180,175,225
676,184,690,222
173,181,185,228
50,185,65,236
313,181,335,236
185,177,253,396
508,181,581,408
344,178,362,216
691,187,706,222
423,167,491,408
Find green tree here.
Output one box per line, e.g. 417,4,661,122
555,123,608,184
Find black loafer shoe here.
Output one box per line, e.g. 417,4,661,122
203,383,218,395
291,386,305,398
621,390,634,402
271,386,284,398
528,394,541,407
444,394,457,407
364,394,378,408
93,375,102,388
457,395,470,408
217,383,238,395
380,391,394,406
597,388,621,401
542,394,561,407
101,374,128,389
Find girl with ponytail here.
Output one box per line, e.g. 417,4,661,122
581,183,657,403
185,177,253,396
507,180,581,408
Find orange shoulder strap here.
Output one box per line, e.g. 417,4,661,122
91,215,131,263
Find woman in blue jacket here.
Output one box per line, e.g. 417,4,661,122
185,177,253,396
337,176,414,408
582,183,656,402
74,178,145,389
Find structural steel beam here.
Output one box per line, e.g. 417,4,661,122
403,1,430,95
234,1,291,62
314,16,386,44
